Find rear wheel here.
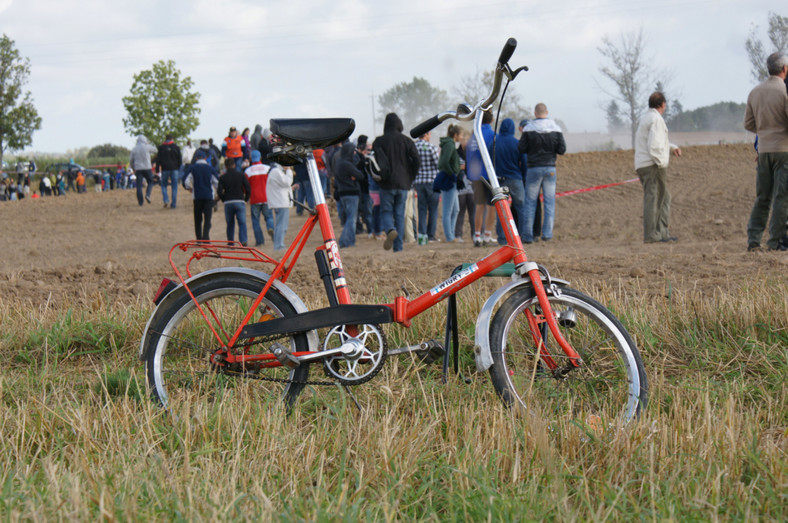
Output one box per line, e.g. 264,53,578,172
143,275,310,410
489,287,647,425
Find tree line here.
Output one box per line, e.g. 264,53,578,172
0,13,785,161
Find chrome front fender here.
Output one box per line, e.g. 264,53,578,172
473,276,569,372
139,267,319,360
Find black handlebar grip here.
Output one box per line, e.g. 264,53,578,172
410,115,441,139
498,38,517,65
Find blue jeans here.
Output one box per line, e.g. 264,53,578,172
295,181,315,215
379,188,408,252
250,202,271,245
524,167,556,242
224,201,247,245
441,186,459,242
338,195,359,248
160,169,179,207
272,207,289,251
135,169,153,206
414,183,440,239
495,177,526,244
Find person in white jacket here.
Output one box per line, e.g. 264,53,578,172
266,162,294,251
634,91,682,243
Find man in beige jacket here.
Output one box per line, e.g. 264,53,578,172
744,52,788,252
634,91,682,243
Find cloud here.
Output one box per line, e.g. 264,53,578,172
0,0,11,14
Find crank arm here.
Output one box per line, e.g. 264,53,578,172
295,346,348,363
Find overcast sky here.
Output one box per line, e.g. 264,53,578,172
0,0,782,154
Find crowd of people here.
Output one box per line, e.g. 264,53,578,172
4,51,787,254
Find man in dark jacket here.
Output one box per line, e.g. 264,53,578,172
217,158,251,246
183,149,219,240
518,103,566,243
157,134,182,208
335,142,364,248
494,118,527,243
372,113,420,252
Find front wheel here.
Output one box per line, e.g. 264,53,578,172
143,275,311,410
489,287,647,425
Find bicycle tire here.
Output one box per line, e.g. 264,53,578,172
489,287,647,425
144,274,310,410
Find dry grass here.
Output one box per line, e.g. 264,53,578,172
0,279,786,521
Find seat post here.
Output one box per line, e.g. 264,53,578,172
305,152,326,206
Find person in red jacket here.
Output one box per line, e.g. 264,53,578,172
222,126,247,172
244,150,273,247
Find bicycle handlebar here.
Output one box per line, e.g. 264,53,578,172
409,38,518,138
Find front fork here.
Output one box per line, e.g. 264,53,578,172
492,188,582,368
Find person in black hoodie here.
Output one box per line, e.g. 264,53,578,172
157,134,182,209
217,158,251,246
335,142,364,248
372,113,420,252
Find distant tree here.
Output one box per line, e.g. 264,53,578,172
605,100,626,133
122,60,200,146
377,77,449,133
745,12,788,82
653,80,683,122
87,143,131,158
452,68,533,130
597,27,649,148
0,34,42,166
666,102,746,132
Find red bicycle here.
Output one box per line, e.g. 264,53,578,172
139,39,647,424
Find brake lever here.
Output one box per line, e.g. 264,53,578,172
509,65,529,80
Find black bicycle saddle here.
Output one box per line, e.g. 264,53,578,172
269,118,356,149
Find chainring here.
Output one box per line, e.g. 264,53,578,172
322,324,387,385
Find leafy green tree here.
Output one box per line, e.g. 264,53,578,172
87,143,130,158
122,60,200,145
0,34,42,166
377,77,449,132
745,12,788,82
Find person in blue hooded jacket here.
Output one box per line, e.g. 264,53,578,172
493,118,527,243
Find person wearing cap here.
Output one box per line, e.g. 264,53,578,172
183,149,220,240
245,149,271,247
222,127,247,172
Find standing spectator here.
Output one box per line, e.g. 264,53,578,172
56,172,66,195
245,149,271,247
257,128,273,167
157,134,182,209
518,103,566,244
38,174,52,196
632,93,681,244
129,135,157,206
102,170,111,191
744,52,788,252
241,127,252,160
293,161,314,215
467,110,497,246
354,136,373,237
181,140,196,168
335,142,364,248
15,161,25,188
373,112,420,252
455,131,475,242
250,124,264,152
208,138,222,165
76,170,86,193
437,124,462,242
413,131,441,244
183,149,219,241
493,118,527,243
222,127,247,172
193,140,220,170
267,161,294,252
217,158,251,246
519,118,541,241
314,147,330,196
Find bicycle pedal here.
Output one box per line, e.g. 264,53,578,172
418,340,445,364
270,342,300,369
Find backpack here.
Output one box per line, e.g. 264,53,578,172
365,146,391,184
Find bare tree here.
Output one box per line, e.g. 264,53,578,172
597,27,649,148
377,77,449,133
745,12,788,82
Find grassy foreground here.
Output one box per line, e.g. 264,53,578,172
1,279,786,521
